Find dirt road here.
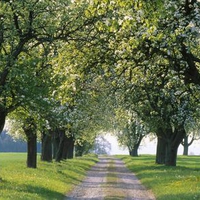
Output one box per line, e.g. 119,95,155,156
65,156,156,200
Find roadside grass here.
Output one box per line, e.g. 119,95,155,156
117,155,200,200
0,153,98,200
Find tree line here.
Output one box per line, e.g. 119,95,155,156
0,0,199,168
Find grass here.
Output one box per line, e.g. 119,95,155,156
0,153,98,200
117,155,200,200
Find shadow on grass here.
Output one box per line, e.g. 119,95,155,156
159,193,200,200
40,159,98,178
0,180,65,199
19,184,64,199
131,164,200,175
78,157,99,163
0,177,6,183
104,196,124,200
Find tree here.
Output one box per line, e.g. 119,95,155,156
0,0,98,133
182,134,195,156
117,125,143,157
182,119,200,155
41,128,53,162
93,135,111,155
3,0,199,167
47,0,200,166
75,140,94,157
22,117,37,168
93,0,200,166
137,0,200,165
7,107,39,168
114,108,149,157
0,0,111,167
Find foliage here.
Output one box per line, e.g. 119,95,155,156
93,135,111,155
114,109,149,153
0,0,200,166
0,0,96,133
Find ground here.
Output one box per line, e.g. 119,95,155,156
65,155,156,200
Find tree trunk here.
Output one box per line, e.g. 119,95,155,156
41,131,52,162
75,144,84,157
183,135,189,156
0,105,6,133
23,118,37,168
52,129,60,159
165,126,186,166
55,129,65,162
61,135,75,159
26,133,37,168
130,147,139,157
155,136,166,164
61,135,68,160
128,134,144,157
165,139,178,166
67,136,75,159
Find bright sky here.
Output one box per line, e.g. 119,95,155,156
105,134,200,156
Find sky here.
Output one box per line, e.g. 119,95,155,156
105,134,200,156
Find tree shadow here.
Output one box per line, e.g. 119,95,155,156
0,176,6,183
159,193,200,200
21,184,64,199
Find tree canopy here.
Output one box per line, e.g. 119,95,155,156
0,0,200,167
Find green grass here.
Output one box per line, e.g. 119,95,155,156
0,153,98,200
117,155,200,200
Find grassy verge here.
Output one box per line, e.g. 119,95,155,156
0,153,98,200
117,155,200,200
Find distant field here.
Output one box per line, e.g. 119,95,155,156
118,155,200,200
0,153,98,200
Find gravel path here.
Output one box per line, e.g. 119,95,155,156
65,156,156,200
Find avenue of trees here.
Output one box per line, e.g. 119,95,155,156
0,0,200,167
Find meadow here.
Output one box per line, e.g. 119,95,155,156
118,155,200,200
0,153,98,200
1,153,200,200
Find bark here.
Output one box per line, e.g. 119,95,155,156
129,135,144,157
75,144,84,157
182,135,195,156
67,136,75,159
165,126,186,166
0,105,6,133
155,124,186,166
165,139,178,166
61,135,68,160
182,135,189,156
61,135,75,159
55,129,65,162
54,128,75,162
23,118,37,168
180,43,200,85
130,147,139,157
41,130,52,162
183,144,189,156
155,136,166,164
52,129,60,159
26,132,37,168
